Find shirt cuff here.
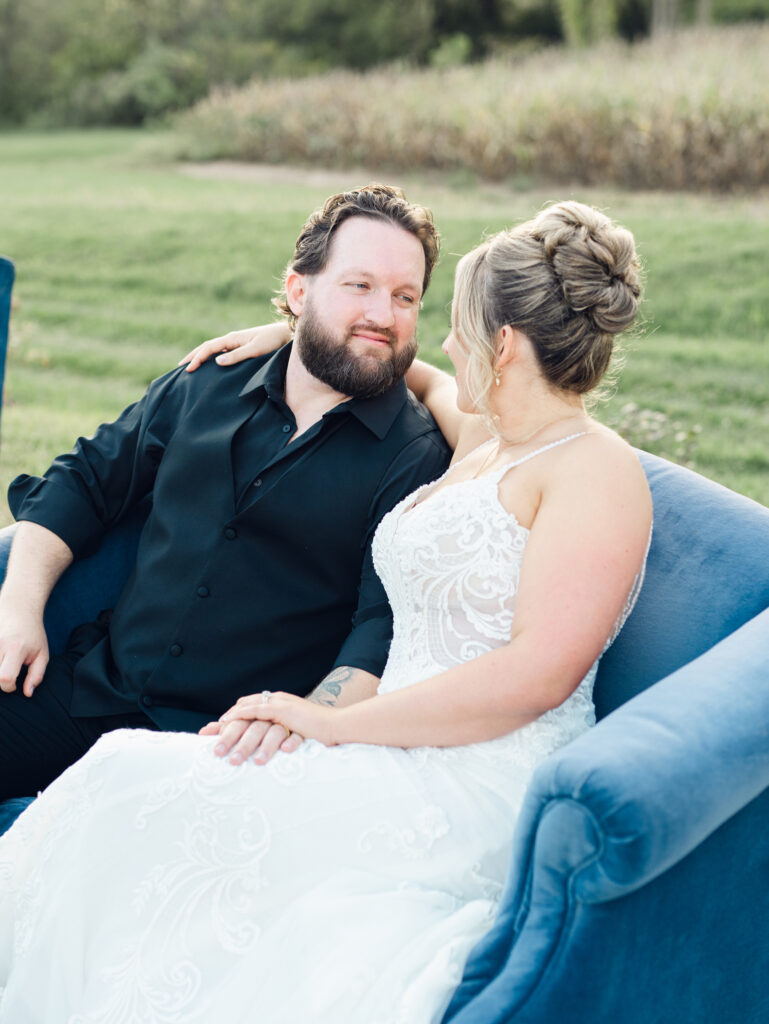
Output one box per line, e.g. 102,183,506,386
8,475,107,559
332,612,392,679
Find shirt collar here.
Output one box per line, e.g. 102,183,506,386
238,343,292,403
238,342,408,441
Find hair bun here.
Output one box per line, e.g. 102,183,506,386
532,201,641,337
452,198,641,402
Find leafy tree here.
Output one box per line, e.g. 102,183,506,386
558,0,619,43
1,0,766,124
250,0,436,68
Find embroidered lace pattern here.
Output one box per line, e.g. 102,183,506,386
374,433,645,760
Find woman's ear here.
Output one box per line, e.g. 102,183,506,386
285,271,306,318
494,325,519,371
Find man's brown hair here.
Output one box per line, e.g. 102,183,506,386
274,184,439,326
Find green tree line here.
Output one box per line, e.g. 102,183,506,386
1,0,766,125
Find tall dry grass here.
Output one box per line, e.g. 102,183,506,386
171,25,769,190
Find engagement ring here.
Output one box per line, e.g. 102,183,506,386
261,690,272,704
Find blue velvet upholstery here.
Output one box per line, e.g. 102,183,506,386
595,451,769,717
0,256,14,433
1,450,768,1022
0,797,33,835
445,607,769,1024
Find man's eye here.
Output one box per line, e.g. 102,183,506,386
348,282,369,290
397,294,415,305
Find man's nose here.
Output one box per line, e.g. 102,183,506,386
364,289,395,328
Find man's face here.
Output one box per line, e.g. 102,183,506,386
290,216,425,398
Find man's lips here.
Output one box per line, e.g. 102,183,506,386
350,329,394,347
354,334,389,345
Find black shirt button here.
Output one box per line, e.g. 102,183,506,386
253,478,262,488
197,585,210,598
140,695,153,707
224,527,237,540
282,424,291,433
170,643,183,657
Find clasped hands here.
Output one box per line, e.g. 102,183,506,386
199,691,337,766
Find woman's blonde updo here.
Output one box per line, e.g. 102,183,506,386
452,200,642,423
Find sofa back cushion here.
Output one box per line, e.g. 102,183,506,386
595,451,769,719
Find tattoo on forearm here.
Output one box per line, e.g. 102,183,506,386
310,666,354,707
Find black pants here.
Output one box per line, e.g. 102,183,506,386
0,622,154,801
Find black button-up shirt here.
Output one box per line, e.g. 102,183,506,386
9,345,450,731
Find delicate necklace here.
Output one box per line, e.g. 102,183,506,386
497,412,588,449
472,413,588,478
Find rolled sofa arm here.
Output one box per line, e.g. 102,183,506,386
552,605,769,902
445,604,769,1023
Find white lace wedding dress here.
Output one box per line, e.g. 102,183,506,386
0,436,644,1024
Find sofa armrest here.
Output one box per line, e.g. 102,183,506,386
559,607,769,902
444,605,769,1023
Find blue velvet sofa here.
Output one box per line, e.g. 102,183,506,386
0,256,14,432
1,451,768,1023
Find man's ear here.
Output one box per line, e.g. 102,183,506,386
285,271,307,318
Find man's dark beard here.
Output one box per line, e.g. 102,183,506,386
295,308,417,399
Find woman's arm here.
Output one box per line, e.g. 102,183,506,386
179,322,291,372
220,436,652,749
405,360,463,451
405,360,492,457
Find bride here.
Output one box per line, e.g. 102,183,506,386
0,201,651,1023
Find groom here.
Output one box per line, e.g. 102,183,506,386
0,184,450,800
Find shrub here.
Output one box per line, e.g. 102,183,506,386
171,25,769,191
57,44,210,126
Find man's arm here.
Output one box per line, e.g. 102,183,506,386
8,367,187,562
328,429,450,686
0,523,73,695
2,367,192,694
306,664,379,708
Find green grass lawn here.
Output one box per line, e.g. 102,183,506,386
1,129,767,526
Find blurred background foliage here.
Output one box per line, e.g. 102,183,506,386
168,25,769,191
1,0,767,127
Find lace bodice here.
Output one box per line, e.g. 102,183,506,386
373,434,646,741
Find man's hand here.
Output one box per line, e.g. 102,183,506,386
199,716,303,766
0,521,72,696
0,604,49,696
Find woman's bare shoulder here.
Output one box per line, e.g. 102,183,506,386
544,424,653,529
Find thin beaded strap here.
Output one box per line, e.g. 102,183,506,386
486,431,591,482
